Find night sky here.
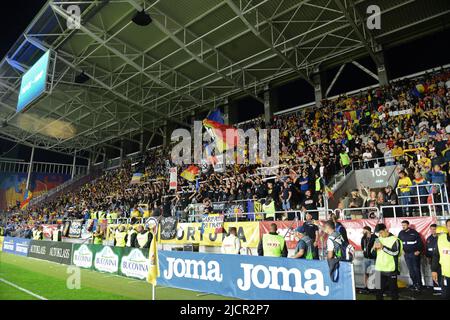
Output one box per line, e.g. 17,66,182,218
1,2,450,163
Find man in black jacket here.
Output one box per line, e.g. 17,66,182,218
426,224,441,294
383,186,399,217
361,226,377,292
330,214,348,243
398,220,424,291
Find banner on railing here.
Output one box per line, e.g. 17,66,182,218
259,216,436,251
1,236,31,256
42,224,60,239
259,221,301,249
201,214,224,234
159,222,260,248
160,217,178,240
68,220,83,238
157,250,355,300
169,167,177,190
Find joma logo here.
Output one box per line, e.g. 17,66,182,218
164,257,223,282
236,263,330,296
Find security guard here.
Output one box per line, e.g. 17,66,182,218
426,224,441,294
431,219,450,300
93,228,104,245
106,211,118,224
90,210,98,220
221,227,241,254
292,226,314,259
98,209,106,219
262,197,276,221
373,223,403,300
32,226,44,240
126,225,138,247
398,220,424,291
52,227,62,242
134,225,152,249
257,223,287,257
113,225,127,247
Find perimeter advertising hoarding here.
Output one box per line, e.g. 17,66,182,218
16,51,50,112
1,237,31,256
119,247,150,280
157,250,355,300
27,240,73,265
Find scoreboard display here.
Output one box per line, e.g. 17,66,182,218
16,50,50,112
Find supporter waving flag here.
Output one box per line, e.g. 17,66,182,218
203,113,238,152
180,165,199,182
20,190,32,210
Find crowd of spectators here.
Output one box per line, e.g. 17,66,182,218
2,67,450,232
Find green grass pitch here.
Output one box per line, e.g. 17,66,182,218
2,251,436,300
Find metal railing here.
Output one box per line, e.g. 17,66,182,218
395,183,449,216
351,157,396,170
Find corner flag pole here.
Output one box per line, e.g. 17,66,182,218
152,283,155,301
146,218,160,300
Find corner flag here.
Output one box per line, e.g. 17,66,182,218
147,232,160,299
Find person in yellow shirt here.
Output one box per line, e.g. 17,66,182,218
397,170,413,217
417,151,431,169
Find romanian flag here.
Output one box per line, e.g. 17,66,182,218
203,119,238,153
20,190,32,210
130,172,143,184
180,165,199,182
147,233,160,286
206,108,224,124
325,186,334,200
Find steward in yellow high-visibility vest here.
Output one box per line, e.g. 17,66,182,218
114,225,127,247
262,198,276,221
339,151,350,167
33,227,44,240
373,223,403,300
134,225,152,249
52,228,61,242
90,211,98,220
257,223,287,257
98,211,106,219
126,225,138,247
93,229,104,245
432,219,450,300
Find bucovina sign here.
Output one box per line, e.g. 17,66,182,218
157,251,355,300
120,248,149,280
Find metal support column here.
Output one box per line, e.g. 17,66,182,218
87,154,91,174
71,151,77,179
139,129,144,155
223,101,230,125
120,139,124,165
25,146,35,191
263,85,272,125
376,50,389,86
312,69,324,108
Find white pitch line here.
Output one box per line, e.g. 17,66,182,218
0,277,48,300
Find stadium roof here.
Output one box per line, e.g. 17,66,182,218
0,0,449,156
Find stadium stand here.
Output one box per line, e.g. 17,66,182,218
3,66,449,235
